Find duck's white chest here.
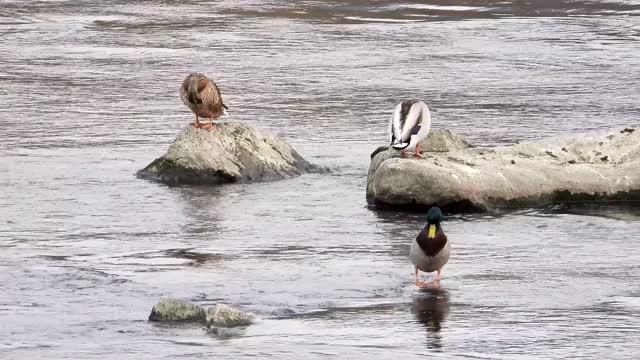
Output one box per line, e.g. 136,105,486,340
409,238,450,273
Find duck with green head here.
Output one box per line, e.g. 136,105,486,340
410,207,450,287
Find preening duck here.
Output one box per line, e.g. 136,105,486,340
410,207,450,287
388,100,431,157
180,72,228,131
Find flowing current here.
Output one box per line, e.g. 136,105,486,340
1,1,639,359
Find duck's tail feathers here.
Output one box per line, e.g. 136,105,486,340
222,103,229,116
391,142,410,149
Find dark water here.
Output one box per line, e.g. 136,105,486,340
1,1,639,358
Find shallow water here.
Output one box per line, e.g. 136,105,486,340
1,1,639,359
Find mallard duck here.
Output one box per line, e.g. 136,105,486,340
410,207,450,287
180,72,228,131
388,100,431,158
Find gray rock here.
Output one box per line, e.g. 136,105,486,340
138,122,315,185
148,298,206,322
367,127,640,212
205,304,255,329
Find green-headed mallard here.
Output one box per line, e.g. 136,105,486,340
410,207,450,287
389,100,431,158
180,72,228,131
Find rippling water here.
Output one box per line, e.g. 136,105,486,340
1,1,639,359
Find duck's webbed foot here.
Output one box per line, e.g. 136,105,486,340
424,279,441,287
424,269,442,287
200,123,215,131
400,150,426,159
415,268,441,288
413,144,427,159
415,268,429,287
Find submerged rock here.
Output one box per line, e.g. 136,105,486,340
367,127,640,212
148,298,206,322
138,122,314,185
205,304,255,329
148,299,254,331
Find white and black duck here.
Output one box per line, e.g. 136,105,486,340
388,100,431,157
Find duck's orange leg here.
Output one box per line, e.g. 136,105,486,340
191,115,202,128
415,267,428,287
426,269,442,286
413,143,426,158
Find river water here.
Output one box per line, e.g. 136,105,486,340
1,1,639,359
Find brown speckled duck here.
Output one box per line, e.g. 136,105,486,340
180,73,228,131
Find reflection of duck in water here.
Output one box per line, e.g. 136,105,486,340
180,72,228,131
412,287,450,333
388,100,431,158
410,207,450,287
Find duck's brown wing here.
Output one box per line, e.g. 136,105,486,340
210,81,223,100
213,82,228,109
202,81,226,113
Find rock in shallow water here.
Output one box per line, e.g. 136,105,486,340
148,298,206,322
148,299,254,330
367,127,640,212
137,122,315,185
205,304,255,329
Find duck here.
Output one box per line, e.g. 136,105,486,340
410,207,450,287
180,72,228,131
388,100,431,158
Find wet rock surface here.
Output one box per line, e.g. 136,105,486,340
205,304,255,330
367,127,639,212
149,299,254,331
138,122,315,185
148,298,206,322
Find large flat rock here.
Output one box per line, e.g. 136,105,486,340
138,122,314,185
367,127,639,212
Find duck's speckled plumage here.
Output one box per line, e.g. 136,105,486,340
180,72,227,120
